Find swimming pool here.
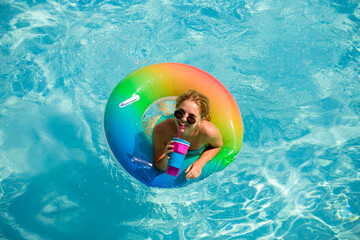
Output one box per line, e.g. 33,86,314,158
1,0,359,239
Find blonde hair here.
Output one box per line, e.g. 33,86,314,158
176,90,211,121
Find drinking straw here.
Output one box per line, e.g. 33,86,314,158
178,125,183,138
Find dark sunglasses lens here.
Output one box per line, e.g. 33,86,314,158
174,110,184,119
174,110,196,125
187,117,196,125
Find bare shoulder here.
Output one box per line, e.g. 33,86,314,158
153,118,175,135
200,120,221,138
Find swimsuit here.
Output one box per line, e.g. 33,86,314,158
186,144,207,157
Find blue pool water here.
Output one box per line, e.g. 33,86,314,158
1,0,360,239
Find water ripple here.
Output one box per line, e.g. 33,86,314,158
1,0,360,239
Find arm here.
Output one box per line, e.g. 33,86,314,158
152,121,173,171
185,122,223,179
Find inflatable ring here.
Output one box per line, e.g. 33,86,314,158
104,63,243,188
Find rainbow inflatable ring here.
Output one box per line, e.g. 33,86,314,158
104,63,243,188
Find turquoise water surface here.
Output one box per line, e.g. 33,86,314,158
1,0,360,239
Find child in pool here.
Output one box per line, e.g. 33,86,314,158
153,90,223,179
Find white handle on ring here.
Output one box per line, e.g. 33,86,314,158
131,157,153,169
119,95,140,108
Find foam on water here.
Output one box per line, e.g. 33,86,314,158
1,0,360,239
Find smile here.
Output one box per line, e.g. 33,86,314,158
178,121,187,128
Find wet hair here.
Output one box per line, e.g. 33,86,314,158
176,90,211,121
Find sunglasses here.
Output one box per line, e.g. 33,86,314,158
174,109,197,125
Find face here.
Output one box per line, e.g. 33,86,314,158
174,100,202,134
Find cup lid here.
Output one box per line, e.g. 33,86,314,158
172,137,190,146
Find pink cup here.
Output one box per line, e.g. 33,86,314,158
172,138,190,155
166,137,190,177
